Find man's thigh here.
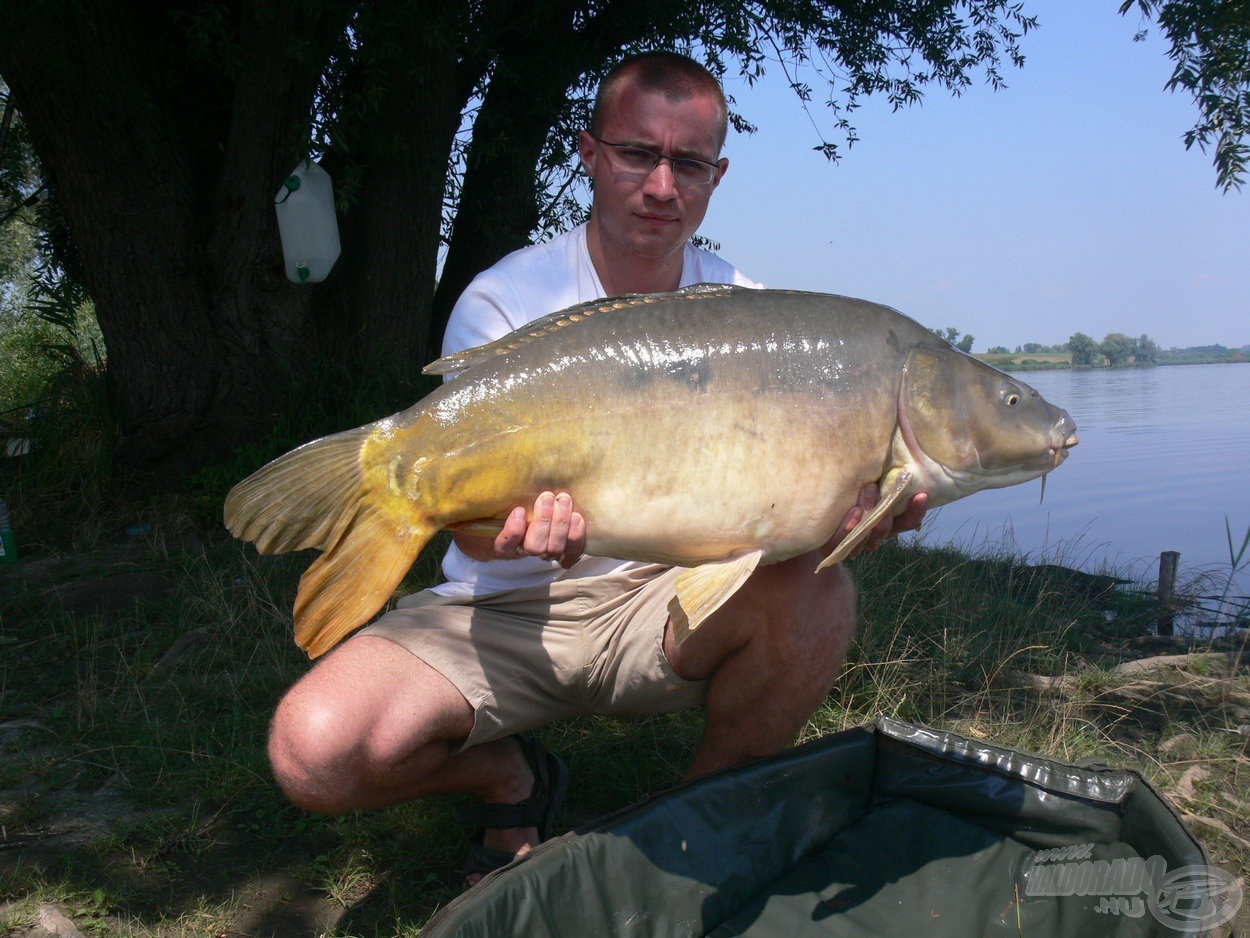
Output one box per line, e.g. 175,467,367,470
359,564,706,749
271,632,476,763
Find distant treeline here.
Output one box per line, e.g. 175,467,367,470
981,333,1249,370
1158,344,1250,365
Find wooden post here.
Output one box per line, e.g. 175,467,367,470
1157,551,1180,637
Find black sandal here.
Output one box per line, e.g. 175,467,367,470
458,735,569,885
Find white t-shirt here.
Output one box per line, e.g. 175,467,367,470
432,223,761,597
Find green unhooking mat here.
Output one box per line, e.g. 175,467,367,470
424,718,1224,937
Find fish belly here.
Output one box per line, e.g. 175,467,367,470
415,381,894,567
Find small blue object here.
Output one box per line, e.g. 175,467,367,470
125,523,154,536
0,496,15,564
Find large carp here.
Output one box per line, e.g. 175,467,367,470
225,284,1077,658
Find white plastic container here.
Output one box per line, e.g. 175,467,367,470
274,159,341,283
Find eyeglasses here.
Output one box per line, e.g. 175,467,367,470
590,135,722,186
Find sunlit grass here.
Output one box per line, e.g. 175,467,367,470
1,521,1246,935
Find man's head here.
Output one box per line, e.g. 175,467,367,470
579,52,730,287
591,52,729,155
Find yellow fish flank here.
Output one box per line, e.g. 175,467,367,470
225,285,1078,658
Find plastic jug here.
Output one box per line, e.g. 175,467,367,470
274,159,341,284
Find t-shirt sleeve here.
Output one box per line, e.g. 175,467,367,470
441,273,525,358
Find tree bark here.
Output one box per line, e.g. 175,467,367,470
0,0,470,472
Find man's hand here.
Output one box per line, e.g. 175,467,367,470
828,484,928,560
454,491,587,568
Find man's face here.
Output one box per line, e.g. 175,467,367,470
579,82,727,265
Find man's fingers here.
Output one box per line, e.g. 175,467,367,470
857,482,878,513
541,492,574,561
895,493,929,534
494,505,530,558
561,508,587,568
523,491,557,558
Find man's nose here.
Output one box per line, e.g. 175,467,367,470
641,158,679,199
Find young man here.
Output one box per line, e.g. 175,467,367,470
267,52,926,884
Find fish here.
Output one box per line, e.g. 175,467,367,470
224,284,1078,658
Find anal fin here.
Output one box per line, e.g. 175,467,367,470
816,470,913,571
669,550,764,645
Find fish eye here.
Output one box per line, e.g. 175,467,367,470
1001,384,1022,407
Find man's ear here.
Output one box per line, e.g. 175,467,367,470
578,130,597,177
712,157,728,190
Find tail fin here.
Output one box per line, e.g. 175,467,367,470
224,426,434,658
294,502,431,657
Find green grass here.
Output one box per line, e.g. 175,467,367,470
1,517,1247,936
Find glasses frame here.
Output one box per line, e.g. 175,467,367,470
589,135,723,187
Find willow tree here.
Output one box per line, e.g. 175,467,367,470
0,1,1066,472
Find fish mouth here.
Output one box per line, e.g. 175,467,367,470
1047,430,1079,469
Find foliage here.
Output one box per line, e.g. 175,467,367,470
1159,342,1250,363
1136,332,1161,363
931,325,976,353
1120,0,1250,191
1100,330,1139,366
988,345,1009,355
1,270,113,545
1067,330,1101,366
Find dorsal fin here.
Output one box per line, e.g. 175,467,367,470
422,283,746,377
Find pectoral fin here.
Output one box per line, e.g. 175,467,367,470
816,470,914,572
669,550,764,645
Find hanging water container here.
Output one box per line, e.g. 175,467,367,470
274,159,341,284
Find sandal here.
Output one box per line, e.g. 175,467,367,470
458,735,569,884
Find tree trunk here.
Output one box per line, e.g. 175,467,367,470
0,0,476,473
333,5,467,383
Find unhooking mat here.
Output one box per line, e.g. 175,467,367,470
423,717,1229,937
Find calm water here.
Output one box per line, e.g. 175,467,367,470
909,363,1250,599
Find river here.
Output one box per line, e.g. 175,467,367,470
909,362,1250,607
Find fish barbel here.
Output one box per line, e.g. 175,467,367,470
225,284,1078,657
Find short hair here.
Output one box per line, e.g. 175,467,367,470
590,51,729,153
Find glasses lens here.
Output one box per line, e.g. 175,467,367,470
615,147,660,172
673,159,715,185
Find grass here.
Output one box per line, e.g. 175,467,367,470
1,509,1247,935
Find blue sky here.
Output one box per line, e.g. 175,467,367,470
702,3,1249,352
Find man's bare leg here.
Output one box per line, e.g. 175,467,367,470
665,553,857,778
268,636,539,864
270,554,857,874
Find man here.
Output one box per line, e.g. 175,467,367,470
267,51,926,884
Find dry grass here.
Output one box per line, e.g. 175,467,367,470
1,519,1246,936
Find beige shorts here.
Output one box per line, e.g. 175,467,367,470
358,563,707,749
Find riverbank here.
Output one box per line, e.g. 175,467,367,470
977,351,1250,372
2,510,1247,936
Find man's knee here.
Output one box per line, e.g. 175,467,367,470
268,684,364,813
771,560,857,677
266,636,474,813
